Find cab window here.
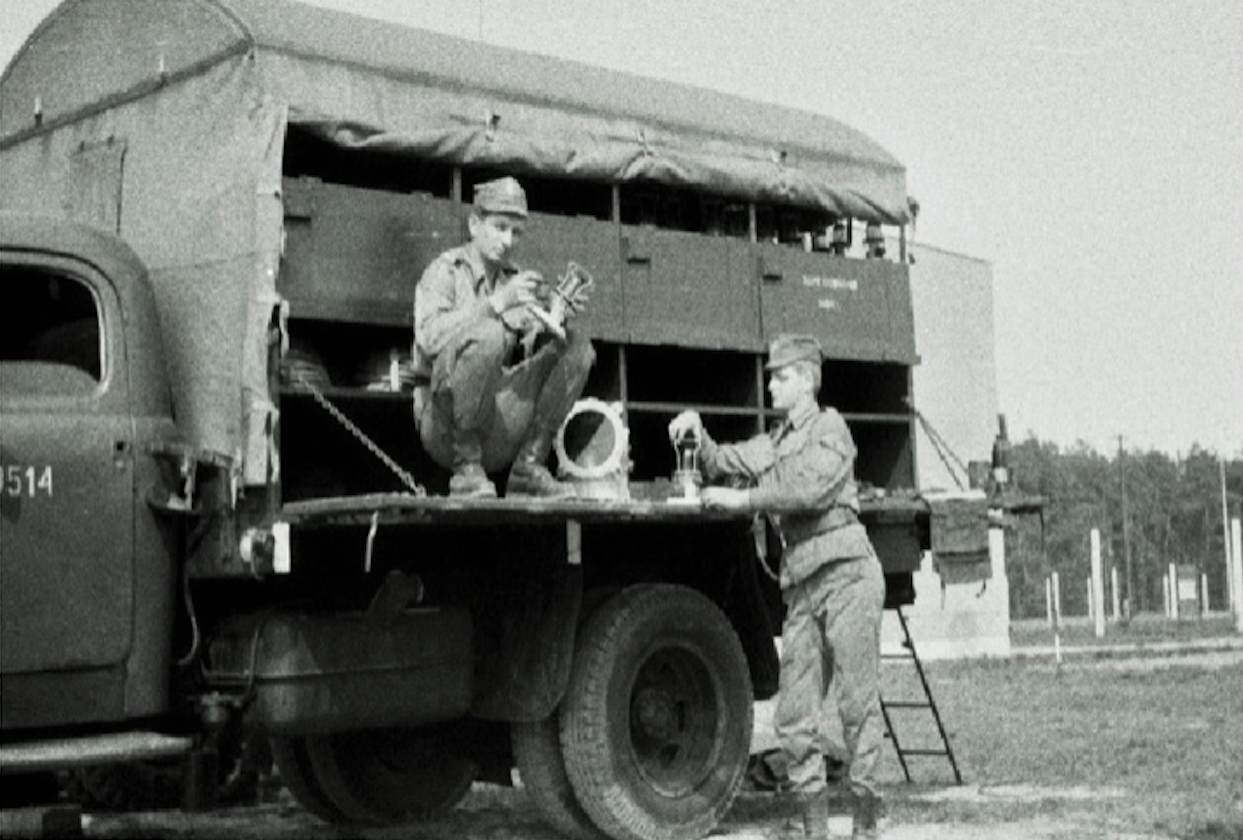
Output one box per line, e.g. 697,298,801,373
0,266,103,395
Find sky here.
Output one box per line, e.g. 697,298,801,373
2,0,1241,457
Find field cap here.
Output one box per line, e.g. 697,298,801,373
473,176,528,218
765,333,822,370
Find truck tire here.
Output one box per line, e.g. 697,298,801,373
560,584,753,840
297,727,478,825
268,736,347,823
512,715,604,839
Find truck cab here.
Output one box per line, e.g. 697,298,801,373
1,215,181,733
0,216,210,811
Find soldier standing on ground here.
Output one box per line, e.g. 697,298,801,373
412,176,595,498
668,334,886,840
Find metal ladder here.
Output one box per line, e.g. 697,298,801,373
880,607,963,784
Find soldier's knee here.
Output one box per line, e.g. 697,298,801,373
455,318,509,363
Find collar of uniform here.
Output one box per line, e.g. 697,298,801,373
784,399,819,432
453,245,491,293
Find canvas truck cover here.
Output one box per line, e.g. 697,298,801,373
0,0,910,486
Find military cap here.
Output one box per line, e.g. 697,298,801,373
765,333,823,370
473,176,528,217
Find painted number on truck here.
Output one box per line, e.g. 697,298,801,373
2,465,54,497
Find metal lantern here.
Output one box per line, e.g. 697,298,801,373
531,262,594,340
671,428,703,503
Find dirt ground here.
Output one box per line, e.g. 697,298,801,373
12,648,1242,840
65,783,1189,840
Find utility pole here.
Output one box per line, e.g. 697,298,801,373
1119,436,1134,622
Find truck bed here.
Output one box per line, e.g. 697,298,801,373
278,486,930,528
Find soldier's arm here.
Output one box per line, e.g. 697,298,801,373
747,417,853,513
700,432,776,484
414,260,498,357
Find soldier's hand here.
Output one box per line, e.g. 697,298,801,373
702,487,750,510
490,270,542,314
668,410,703,444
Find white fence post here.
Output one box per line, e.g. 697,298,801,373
1111,566,1121,621
1046,577,1054,628
1050,571,1063,665
1091,529,1105,638
1051,571,1061,629
1169,563,1180,620
1232,518,1243,634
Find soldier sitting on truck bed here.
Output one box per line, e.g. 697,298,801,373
412,176,595,498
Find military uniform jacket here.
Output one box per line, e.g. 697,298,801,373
700,400,873,589
412,245,536,377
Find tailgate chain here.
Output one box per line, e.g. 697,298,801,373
292,371,426,497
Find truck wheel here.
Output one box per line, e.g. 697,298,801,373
268,736,347,823
512,715,604,839
560,584,753,840
301,727,478,825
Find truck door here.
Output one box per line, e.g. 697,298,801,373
0,255,135,718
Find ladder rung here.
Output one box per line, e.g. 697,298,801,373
894,749,952,757
882,701,932,709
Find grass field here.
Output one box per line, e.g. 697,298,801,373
868,644,1243,839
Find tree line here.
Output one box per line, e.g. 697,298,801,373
1002,438,1242,620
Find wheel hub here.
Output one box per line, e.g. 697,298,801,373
633,686,679,742
627,647,719,794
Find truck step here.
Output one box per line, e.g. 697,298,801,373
0,732,193,773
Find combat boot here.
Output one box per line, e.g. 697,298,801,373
778,792,829,840
449,430,497,498
449,463,497,498
506,429,574,498
851,791,883,839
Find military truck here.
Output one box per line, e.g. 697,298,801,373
1,2,942,838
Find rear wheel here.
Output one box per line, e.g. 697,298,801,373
277,727,477,825
512,715,603,839
560,584,753,840
268,736,345,823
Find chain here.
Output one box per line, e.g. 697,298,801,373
291,371,426,496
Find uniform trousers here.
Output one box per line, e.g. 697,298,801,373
775,550,885,798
